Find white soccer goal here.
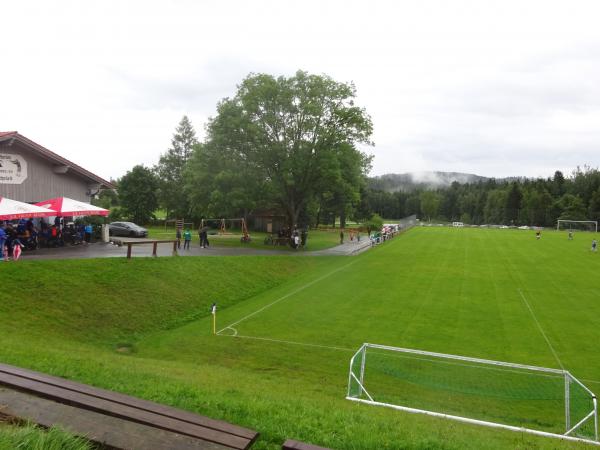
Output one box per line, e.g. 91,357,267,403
347,343,599,445
557,220,598,233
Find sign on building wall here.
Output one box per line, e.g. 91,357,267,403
0,153,28,184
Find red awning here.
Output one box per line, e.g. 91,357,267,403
34,197,109,217
0,197,55,220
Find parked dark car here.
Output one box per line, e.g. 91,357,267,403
108,222,148,237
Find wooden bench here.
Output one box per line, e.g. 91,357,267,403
112,238,179,258
282,439,330,450
0,363,258,450
273,237,289,246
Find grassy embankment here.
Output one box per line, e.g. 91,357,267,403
0,423,92,450
1,227,599,449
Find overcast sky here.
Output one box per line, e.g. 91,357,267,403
3,0,600,181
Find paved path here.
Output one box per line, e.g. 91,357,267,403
16,238,372,261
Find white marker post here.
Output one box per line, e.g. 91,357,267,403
211,303,217,335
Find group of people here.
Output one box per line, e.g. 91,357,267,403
175,226,210,250
568,230,598,252
0,217,95,261
39,217,95,247
339,229,361,244
277,226,307,249
0,218,39,260
369,225,399,245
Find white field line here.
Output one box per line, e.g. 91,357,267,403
218,334,600,385
220,326,238,336
518,288,565,371
367,350,565,381
216,259,358,335
220,333,355,352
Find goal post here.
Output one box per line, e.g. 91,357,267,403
557,220,598,233
347,343,599,445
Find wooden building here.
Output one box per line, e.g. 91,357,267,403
248,209,287,233
0,131,113,203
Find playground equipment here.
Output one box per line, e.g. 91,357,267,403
164,219,193,231
200,218,251,243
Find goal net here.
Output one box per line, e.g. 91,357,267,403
347,344,598,444
557,220,598,233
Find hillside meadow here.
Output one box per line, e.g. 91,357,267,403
0,227,598,449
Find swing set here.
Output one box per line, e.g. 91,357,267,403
200,218,251,243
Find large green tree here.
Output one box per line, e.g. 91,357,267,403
119,165,159,224
420,191,440,222
554,194,587,220
155,116,198,219
315,142,372,228
589,188,600,222
194,71,373,227
184,141,261,219
504,182,523,224
484,189,507,224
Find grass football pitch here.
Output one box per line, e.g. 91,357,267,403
216,226,600,381
138,226,600,447
1,226,599,448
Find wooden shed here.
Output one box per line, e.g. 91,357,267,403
0,131,113,203
248,209,287,233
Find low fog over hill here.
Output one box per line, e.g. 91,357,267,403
369,171,488,192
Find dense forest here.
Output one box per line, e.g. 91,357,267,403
363,167,600,226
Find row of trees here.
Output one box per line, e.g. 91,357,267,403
95,70,600,229
363,169,600,227
98,71,375,227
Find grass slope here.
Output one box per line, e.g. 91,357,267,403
0,228,598,449
0,256,319,346
0,423,92,450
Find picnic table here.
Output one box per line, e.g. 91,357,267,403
112,238,179,259
264,234,289,246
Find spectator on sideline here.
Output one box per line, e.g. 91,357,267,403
84,223,93,244
340,230,344,244
183,228,192,250
0,226,7,261
200,229,209,248
176,228,182,249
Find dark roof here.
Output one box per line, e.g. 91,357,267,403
0,131,114,189
250,209,286,217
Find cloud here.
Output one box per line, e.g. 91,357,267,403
3,0,600,181
367,39,600,178
103,58,264,113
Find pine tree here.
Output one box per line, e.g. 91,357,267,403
504,182,523,224
155,116,199,219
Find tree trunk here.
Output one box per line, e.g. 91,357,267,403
287,206,300,230
340,208,347,229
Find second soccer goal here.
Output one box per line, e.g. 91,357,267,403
557,220,598,233
347,343,598,444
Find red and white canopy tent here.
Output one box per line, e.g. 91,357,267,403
0,197,55,221
34,197,109,217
